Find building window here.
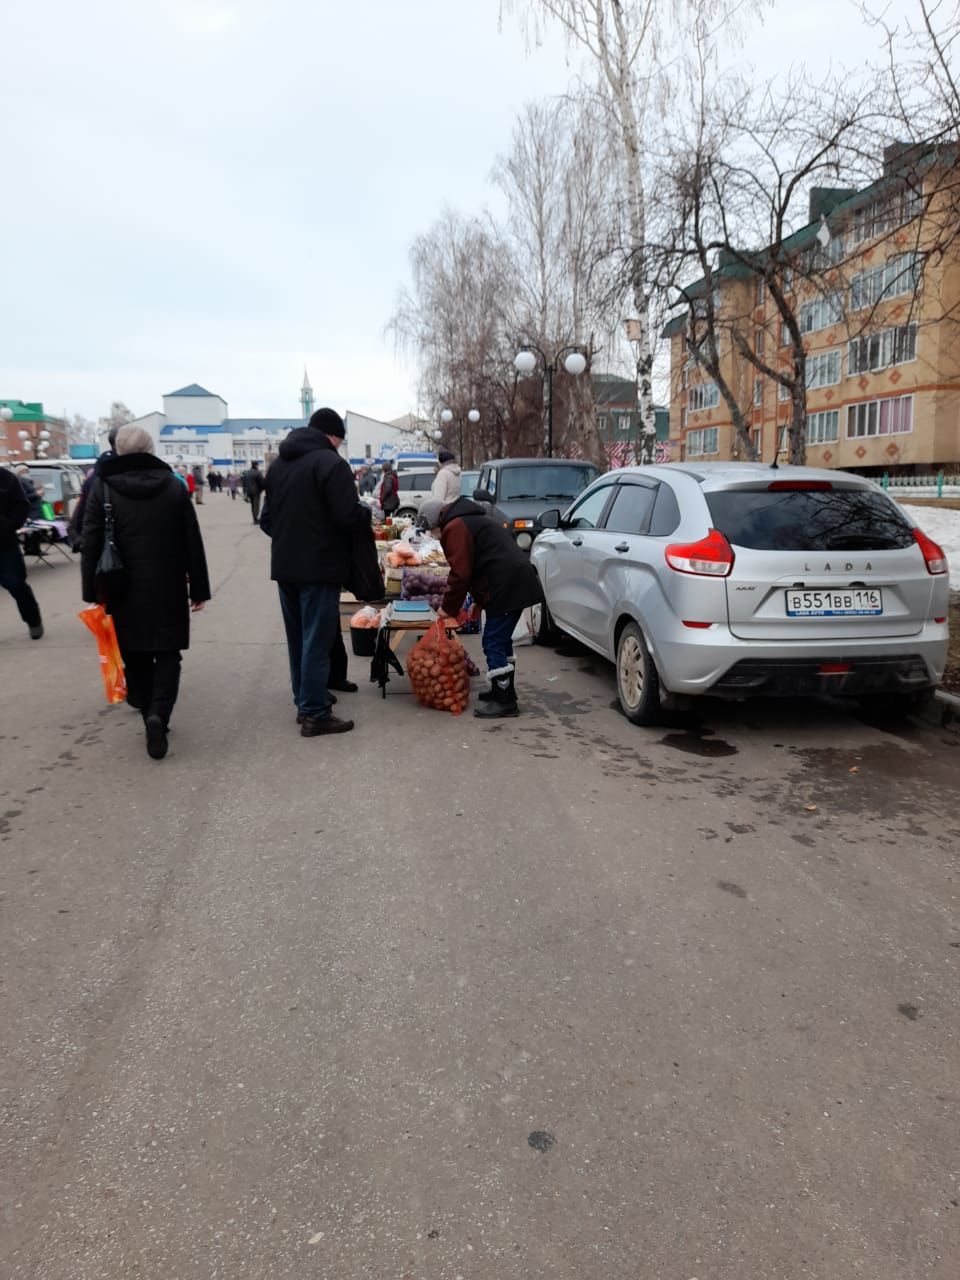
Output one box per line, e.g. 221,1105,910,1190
686,427,719,456
807,409,840,445
680,407,688,429
846,394,914,438
596,413,608,435
754,327,765,356
756,277,766,306
778,380,791,402
848,323,917,374
754,378,763,407
805,232,845,271
850,185,925,244
688,381,720,412
805,349,842,389
798,293,843,334
850,253,920,311
751,426,763,456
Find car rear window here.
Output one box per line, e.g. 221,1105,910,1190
398,472,434,490
499,464,599,501
705,487,916,551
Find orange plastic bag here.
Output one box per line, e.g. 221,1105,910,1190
406,620,470,715
78,604,127,704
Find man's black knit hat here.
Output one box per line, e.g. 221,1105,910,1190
309,407,345,440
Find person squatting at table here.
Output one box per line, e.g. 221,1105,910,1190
416,496,544,719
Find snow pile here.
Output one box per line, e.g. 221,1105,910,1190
901,504,960,590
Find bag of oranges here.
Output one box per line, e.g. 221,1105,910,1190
406,620,470,715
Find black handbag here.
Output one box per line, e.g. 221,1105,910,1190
95,479,127,602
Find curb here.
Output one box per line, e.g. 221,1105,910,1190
920,688,960,731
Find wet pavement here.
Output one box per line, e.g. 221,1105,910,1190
2,498,959,1278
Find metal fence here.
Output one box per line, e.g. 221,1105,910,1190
882,473,960,497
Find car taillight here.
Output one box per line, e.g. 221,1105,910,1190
913,528,948,575
665,528,735,577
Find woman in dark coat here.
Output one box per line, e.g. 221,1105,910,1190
81,425,211,759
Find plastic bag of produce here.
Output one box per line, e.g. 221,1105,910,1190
406,620,470,715
350,605,381,629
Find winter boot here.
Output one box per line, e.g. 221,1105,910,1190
478,656,515,701
473,666,519,718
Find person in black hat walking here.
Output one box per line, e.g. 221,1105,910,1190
242,461,266,523
0,466,43,639
260,408,370,736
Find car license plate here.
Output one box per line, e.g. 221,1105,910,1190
785,588,883,617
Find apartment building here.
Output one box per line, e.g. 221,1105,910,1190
664,145,960,475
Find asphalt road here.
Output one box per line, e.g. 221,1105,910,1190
2,497,959,1280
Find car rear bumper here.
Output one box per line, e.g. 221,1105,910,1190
709,654,933,698
652,622,948,697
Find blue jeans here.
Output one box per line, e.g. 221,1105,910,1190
0,542,41,628
277,582,341,719
481,609,521,672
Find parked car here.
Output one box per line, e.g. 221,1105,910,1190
473,458,601,550
394,468,439,519
2,460,87,519
531,462,950,724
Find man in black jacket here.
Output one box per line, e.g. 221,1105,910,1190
0,466,44,639
242,461,266,523
260,408,369,737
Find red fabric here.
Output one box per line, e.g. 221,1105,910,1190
186,473,196,494
438,518,476,615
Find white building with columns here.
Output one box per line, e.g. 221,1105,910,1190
116,373,319,468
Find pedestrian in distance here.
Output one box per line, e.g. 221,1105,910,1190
81,425,211,760
430,449,461,505
378,459,400,516
259,407,370,737
69,427,121,550
358,465,377,496
185,469,196,498
417,496,544,719
242,461,266,524
226,471,239,500
0,465,44,639
192,465,205,505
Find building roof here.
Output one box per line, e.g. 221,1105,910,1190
661,141,956,339
1,399,57,422
159,418,305,437
164,383,221,398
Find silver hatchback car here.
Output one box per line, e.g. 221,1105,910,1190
531,462,950,723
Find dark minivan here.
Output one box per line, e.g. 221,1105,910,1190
473,458,601,550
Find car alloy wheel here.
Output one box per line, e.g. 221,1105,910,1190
616,621,661,726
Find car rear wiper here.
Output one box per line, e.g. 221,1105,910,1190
544,493,575,499
503,493,538,500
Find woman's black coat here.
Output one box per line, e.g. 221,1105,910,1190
81,453,211,652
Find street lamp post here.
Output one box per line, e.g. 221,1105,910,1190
513,344,588,458
16,425,52,460
440,407,479,467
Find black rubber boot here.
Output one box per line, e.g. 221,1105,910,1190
473,667,519,718
478,658,515,701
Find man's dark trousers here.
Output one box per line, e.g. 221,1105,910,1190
0,543,41,627
277,582,340,719
250,492,262,524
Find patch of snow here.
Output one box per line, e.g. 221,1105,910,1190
901,504,960,590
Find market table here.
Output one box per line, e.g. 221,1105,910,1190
369,602,463,697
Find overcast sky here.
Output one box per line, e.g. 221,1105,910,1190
1,0,917,427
